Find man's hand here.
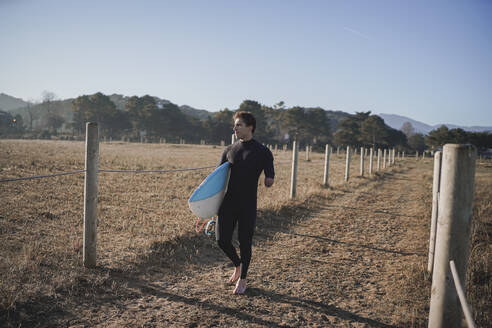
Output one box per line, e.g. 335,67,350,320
264,177,274,188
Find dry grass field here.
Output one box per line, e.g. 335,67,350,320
0,139,490,327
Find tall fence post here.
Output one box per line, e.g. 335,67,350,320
360,147,365,176
416,151,419,160
428,144,476,328
323,144,330,186
427,151,442,274
84,122,99,268
369,148,374,175
290,141,298,199
344,146,351,182
383,149,387,169
377,148,381,171
305,144,310,161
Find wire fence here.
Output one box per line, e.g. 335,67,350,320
0,170,86,183
0,160,296,184
0,166,216,183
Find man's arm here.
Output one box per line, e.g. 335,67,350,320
218,147,229,166
264,147,275,188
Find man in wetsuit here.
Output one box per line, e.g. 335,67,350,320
217,111,275,294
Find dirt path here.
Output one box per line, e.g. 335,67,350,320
27,162,431,327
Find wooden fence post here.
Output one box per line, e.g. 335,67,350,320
383,149,387,169
290,141,299,199
84,122,99,268
323,144,330,186
305,144,310,161
360,147,364,176
427,151,442,273
428,144,476,328
377,148,381,171
345,146,351,182
369,148,374,175
416,151,419,160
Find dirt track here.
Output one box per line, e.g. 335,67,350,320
28,162,430,328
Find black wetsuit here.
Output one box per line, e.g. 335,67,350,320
216,139,275,279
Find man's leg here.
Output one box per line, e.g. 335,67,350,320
234,210,256,294
216,207,241,283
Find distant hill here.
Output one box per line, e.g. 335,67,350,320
179,105,213,120
9,98,74,128
378,114,433,134
378,113,492,134
0,93,30,111
2,92,489,134
440,123,492,133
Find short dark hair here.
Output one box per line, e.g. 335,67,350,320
233,111,256,133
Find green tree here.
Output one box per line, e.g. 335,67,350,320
426,125,450,148
304,107,331,145
0,110,24,136
238,100,270,141
71,92,121,137
282,106,307,142
468,132,492,150
408,133,426,152
333,111,370,147
125,95,157,135
40,91,65,134
333,116,360,147
385,127,408,150
204,108,234,143
400,122,415,137
262,101,286,144
154,102,190,139
360,115,388,147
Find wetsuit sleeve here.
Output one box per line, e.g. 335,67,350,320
218,146,229,166
264,148,275,179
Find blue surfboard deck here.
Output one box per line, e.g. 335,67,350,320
188,162,231,218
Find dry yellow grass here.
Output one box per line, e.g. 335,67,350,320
0,139,490,327
0,140,367,302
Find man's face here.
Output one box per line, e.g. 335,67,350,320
234,118,253,140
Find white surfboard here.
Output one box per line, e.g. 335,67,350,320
188,162,231,219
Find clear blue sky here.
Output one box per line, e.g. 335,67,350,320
1,0,491,126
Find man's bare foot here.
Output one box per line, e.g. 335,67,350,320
228,266,240,285
233,279,247,294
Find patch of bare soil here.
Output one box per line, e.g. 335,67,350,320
3,162,439,327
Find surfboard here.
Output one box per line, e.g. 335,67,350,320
188,161,231,219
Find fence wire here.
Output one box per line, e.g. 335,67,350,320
0,165,219,183
0,170,86,183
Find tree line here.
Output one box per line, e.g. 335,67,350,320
1,92,491,152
